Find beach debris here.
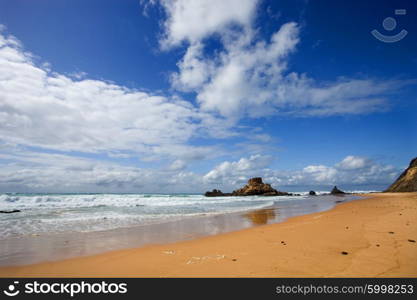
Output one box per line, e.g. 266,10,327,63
376,244,380,247
309,190,317,196
0,209,21,214
335,200,345,203
408,239,416,243
186,254,226,264
162,250,176,255
341,251,349,255
232,259,237,262
389,231,395,234
345,226,349,229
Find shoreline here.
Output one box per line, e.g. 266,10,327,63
0,194,350,267
0,192,416,277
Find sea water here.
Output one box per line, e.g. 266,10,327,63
0,192,361,239
0,192,365,265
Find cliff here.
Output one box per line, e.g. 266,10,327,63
385,157,417,192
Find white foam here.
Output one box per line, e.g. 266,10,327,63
0,193,282,238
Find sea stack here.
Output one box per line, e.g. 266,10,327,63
232,177,290,196
385,157,417,192
330,186,345,195
204,189,230,197
205,177,290,197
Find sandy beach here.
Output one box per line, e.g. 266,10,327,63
0,192,416,278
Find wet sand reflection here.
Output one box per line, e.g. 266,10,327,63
244,208,277,225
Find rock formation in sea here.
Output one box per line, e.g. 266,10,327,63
385,157,417,192
0,209,21,214
204,189,231,197
330,186,345,194
205,177,291,197
309,190,317,196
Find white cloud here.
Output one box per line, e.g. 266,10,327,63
203,155,399,191
155,0,413,119
156,0,258,48
203,154,274,184
0,146,204,193
302,165,338,182
336,155,370,170
0,146,400,192
168,159,187,171
171,42,213,91
0,29,234,163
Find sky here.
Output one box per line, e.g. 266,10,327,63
0,0,416,193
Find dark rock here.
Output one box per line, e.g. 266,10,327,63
341,251,349,255
205,189,225,197
0,209,21,214
231,177,290,196
205,177,290,197
408,239,416,243
330,186,345,194
385,157,417,192
309,190,317,196
248,177,263,185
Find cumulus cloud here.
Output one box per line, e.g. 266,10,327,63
0,28,234,163
152,0,413,119
203,155,400,191
0,145,400,192
204,154,274,184
0,146,204,193
156,0,258,48
336,155,371,170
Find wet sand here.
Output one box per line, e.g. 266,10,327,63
0,195,343,266
0,193,416,277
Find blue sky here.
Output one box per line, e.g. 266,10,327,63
0,0,416,193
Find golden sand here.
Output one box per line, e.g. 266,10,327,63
0,193,416,277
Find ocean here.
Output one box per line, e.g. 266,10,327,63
0,192,363,239
0,192,364,265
